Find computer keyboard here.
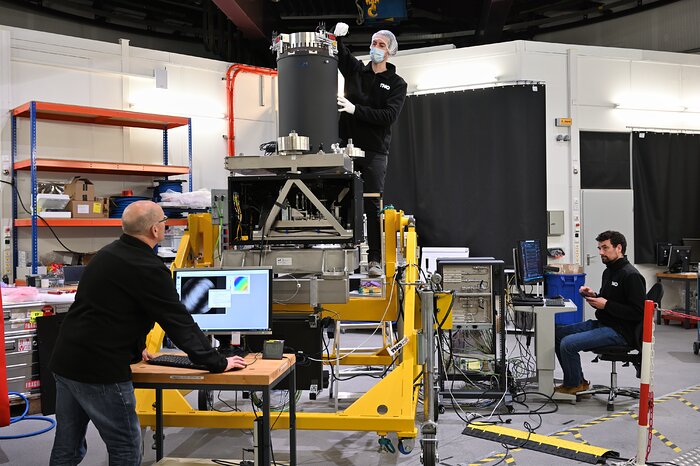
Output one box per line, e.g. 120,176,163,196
512,295,544,306
544,297,565,307
147,354,208,371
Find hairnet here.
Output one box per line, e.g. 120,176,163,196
372,30,398,56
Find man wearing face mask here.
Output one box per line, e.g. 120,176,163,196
333,22,407,277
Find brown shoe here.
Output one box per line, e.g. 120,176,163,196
554,380,590,395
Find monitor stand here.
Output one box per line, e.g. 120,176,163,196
212,332,248,357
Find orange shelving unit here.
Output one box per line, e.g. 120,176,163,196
13,218,188,228
11,101,190,130
11,101,193,275
13,159,190,176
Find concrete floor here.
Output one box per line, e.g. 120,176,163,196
1,321,699,466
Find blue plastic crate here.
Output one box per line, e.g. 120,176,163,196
545,273,586,325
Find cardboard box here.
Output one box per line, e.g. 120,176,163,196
68,199,104,218
64,177,95,201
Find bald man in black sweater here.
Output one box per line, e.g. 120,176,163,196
49,200,245,466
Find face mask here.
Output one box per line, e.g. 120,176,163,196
369,47,385,64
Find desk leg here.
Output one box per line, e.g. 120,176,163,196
155,388,163,461
259,388,271,466
289,368,296,466
656,278,662,324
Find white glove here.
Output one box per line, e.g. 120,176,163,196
333,22,349,37
337,96,355,115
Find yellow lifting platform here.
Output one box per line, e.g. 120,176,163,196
136,208,429,458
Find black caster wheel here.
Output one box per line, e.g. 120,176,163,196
420,435,437,466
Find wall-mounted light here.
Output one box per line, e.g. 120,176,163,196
614,103,686,112
415,64,499,94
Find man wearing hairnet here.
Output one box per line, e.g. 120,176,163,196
334,22,407,277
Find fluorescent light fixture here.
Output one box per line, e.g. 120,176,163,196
129,88,225,119
613,94,687,112
614,103,686,112
415,64,499,92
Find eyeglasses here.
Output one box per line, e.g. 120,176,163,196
157,216,168,223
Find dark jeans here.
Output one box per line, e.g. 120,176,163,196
355,152,388,263
554,319,627,387
50,374,142,466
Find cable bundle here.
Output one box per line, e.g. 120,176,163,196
109,196,150,218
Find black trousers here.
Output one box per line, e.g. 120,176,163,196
355,152,388,263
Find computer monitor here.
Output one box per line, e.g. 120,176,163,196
656,242,673,267
516,239,544,285
173,267,273,334
667,246,691,273
681,238,700,264
63,265,86,285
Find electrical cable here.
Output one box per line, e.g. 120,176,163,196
308,270,398,363
0,392,56,439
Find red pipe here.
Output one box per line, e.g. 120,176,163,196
225,64,277,157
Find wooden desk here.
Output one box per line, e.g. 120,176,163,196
131,353,296,465
656,272,698,328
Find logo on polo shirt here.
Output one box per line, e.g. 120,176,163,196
380,83,390,90
612,281,618,286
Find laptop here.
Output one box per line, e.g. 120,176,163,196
63,265,86,285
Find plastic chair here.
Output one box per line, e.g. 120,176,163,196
577,283,662,411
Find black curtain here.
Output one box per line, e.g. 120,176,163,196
580,132,630,189
633,131,700,263
385,85,547,264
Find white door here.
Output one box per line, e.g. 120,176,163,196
581,189,634,320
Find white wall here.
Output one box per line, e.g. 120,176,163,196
0,25,276,272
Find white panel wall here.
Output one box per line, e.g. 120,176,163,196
0,25,276,274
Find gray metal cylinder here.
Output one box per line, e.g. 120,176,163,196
277,34,339,153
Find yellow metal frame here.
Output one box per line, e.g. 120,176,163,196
136,208,423,440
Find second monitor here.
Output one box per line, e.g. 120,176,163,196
667,246,691,273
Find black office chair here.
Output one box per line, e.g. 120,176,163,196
577,283,663,411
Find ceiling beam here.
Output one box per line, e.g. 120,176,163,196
211,0,265,39
475,0,514,44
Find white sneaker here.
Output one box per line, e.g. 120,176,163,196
368,261,382,277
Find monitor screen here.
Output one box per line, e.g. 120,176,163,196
668,246,691,273
681,238,700,264
517,239,544,284
173,267,273,334
656,242,673,267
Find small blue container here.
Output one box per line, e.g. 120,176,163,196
545,273,586,325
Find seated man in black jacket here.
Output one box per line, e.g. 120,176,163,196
554,230,646,395
49,200,246,466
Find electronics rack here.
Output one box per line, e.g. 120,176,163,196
435,258,510,408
